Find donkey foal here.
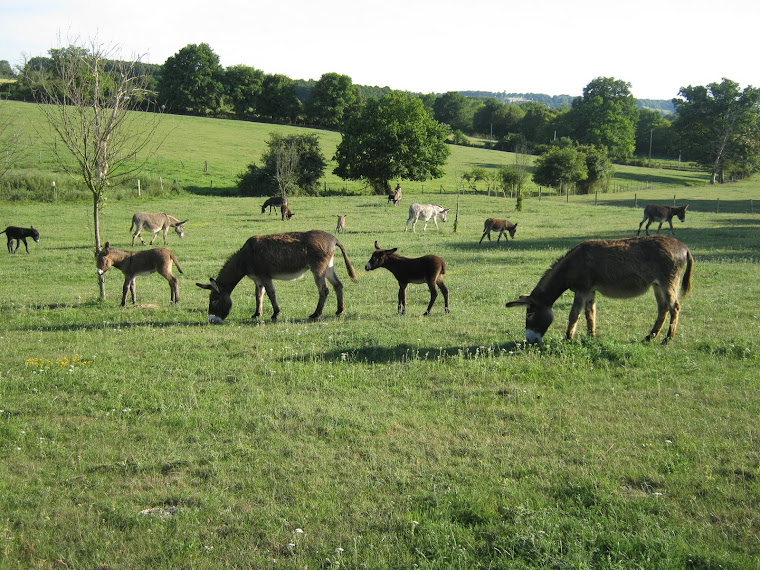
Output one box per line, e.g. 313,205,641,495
1,226,39,254
365,242,449,315
96,242,183,306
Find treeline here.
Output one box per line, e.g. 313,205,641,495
3,44,759,186
2,44,675,159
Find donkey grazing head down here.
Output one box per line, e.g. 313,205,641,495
130,212,188,247
1,226,40,254
364,241,449,316
196,230,357,324
404,203,449,232
479,218,517,244
506,235,693,344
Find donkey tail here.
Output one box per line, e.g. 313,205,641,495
0,229,5,235
335,240,357,281
681,248,694,297
170,251,184,274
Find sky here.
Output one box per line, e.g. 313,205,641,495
1,0,758,101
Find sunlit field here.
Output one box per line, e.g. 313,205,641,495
1,101,759,567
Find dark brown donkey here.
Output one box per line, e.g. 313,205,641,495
364,242,450,315
506,235,693,344
479,218,518,244
637,204,688,235
196,230,356,323
96,243,183,306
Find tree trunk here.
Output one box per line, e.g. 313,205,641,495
93,195,106,300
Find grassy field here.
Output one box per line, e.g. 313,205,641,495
1,102,760,568
1,181,759,568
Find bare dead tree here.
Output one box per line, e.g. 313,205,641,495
273,138,300,199
27,37,165,300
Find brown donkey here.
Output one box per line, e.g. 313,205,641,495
96,243,183,306
637,204,688,235
196,230,356,323
479,218,518,244
364,242,449,315
506,235,693,344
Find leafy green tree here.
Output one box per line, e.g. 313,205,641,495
635,109,675,159
224,65,264,120
473,98,524,139
673,78,760,183
566,77,638,161
334,91,450,195
258,74,301,123
517,101,558,145
0,60,14,78
532,146,588,194
305,72,359,129
432,91,473,133
576,145,613,194
158,43,224,115
238,133,326,197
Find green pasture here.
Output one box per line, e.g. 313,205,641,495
1,174,759,568
2,100,710,200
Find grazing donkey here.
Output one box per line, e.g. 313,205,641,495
637,204,688,235
196,230,357,323
1,226,40,254
261,196,287,214
96,242,183,306
281,203,295,220
335,215,346,234
479,218,518,244
404,203,449,232
506,235,693,344
364,241,449,315
130,212,188,247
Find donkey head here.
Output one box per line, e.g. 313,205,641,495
96,242,113,275
675,205,688,222
365,241,397,271
508,222,518,238
506,294,554,344
30,226,40,243
439,208,450,222
173,220,189,239
196,278,232,324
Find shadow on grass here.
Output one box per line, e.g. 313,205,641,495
318,340,529,364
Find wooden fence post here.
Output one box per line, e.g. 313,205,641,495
137,179,141,197
716,198,720,213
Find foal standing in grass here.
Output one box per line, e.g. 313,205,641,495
96,242,183,306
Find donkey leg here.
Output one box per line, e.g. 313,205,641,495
438,278,450,314
252,284,266,318
325,266,345,316
662,299,681,344
668,219,676,235
479,230,489,244
584,293,597,336
263,281,280,321
423,280,438,316
397,283,408,315
169,276,179,304
637,218,646,235
565,293,586,339
644,287,669,342
309,273,330,320
22,238,30,254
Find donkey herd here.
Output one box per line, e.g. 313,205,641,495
7,199,694,344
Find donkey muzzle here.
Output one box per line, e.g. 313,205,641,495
207,314,225,325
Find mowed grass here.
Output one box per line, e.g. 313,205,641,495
1,182,759,568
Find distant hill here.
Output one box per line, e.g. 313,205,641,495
459,91,675,113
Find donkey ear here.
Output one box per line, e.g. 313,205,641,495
374,241,382,250
179,219,189,225
505,294,533,308
209,277,222,293
684,205,689,210
196,282,213,290
103,241,110,251
388,248,398,254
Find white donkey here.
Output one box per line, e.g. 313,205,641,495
404,203,449,232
